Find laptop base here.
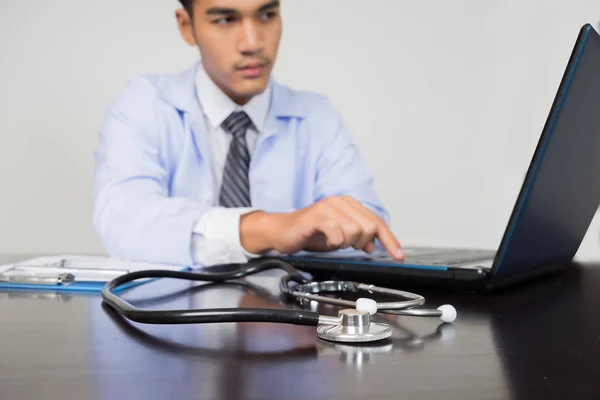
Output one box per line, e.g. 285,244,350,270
281,250,572,293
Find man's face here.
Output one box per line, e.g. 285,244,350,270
177,0,282,105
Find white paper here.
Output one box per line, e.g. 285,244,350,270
0,255,186,274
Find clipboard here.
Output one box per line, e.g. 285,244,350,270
0,255,190,293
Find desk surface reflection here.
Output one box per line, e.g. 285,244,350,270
1,254,600,400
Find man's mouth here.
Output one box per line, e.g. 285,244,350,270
237,62,268,78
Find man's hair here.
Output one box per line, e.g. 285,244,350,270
179,0,194,15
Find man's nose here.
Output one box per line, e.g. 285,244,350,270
238,20,265,55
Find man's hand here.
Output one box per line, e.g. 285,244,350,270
240,196,404,259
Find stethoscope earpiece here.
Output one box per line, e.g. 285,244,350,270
437,304,457,323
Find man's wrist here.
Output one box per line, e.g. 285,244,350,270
239,211,279,254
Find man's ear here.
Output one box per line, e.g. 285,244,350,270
175,9,197,46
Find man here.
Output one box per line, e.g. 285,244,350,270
92,0,404,267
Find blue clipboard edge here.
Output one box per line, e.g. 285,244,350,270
0,267,192,293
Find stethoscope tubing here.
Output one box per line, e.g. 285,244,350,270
101,258,447,328
102,263,321,326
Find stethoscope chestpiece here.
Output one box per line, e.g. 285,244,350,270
316,309,392,343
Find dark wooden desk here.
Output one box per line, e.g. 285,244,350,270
1,255,599,400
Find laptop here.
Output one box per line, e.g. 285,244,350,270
281,23,600,291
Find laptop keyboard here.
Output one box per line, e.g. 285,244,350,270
371,248,496,266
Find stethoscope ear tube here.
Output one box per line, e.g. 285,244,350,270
280,272,457,323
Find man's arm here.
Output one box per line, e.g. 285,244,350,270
239,97,404,259
93,77,213,266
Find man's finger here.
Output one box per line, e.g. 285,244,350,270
335,197,379,250
340,196,404,259
314,216,345,250
376,224,404,259
319,202,364,249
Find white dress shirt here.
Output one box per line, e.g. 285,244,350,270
191,63,271,266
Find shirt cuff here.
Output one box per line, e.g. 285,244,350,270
191,207,262,267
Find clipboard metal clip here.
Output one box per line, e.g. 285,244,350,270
0,267,76,285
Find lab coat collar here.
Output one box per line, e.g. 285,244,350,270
195,62,271,132
159,61,307,120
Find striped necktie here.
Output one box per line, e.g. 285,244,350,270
219,111,253,207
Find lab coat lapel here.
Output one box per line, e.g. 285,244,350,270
157,62,215,204
251,108,280,171
186,106,212,170
159,62,213,172
252,80,307,167
249,81,309,209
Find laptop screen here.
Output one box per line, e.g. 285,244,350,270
493,24,600,278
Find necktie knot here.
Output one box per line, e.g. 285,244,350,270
222,111,253,138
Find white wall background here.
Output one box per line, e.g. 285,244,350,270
0,0,599,260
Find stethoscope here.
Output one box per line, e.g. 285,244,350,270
101,258,457,344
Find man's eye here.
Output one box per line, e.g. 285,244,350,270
213,16,237,25
260,11,277,21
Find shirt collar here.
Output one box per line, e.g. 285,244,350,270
194,62,271,132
